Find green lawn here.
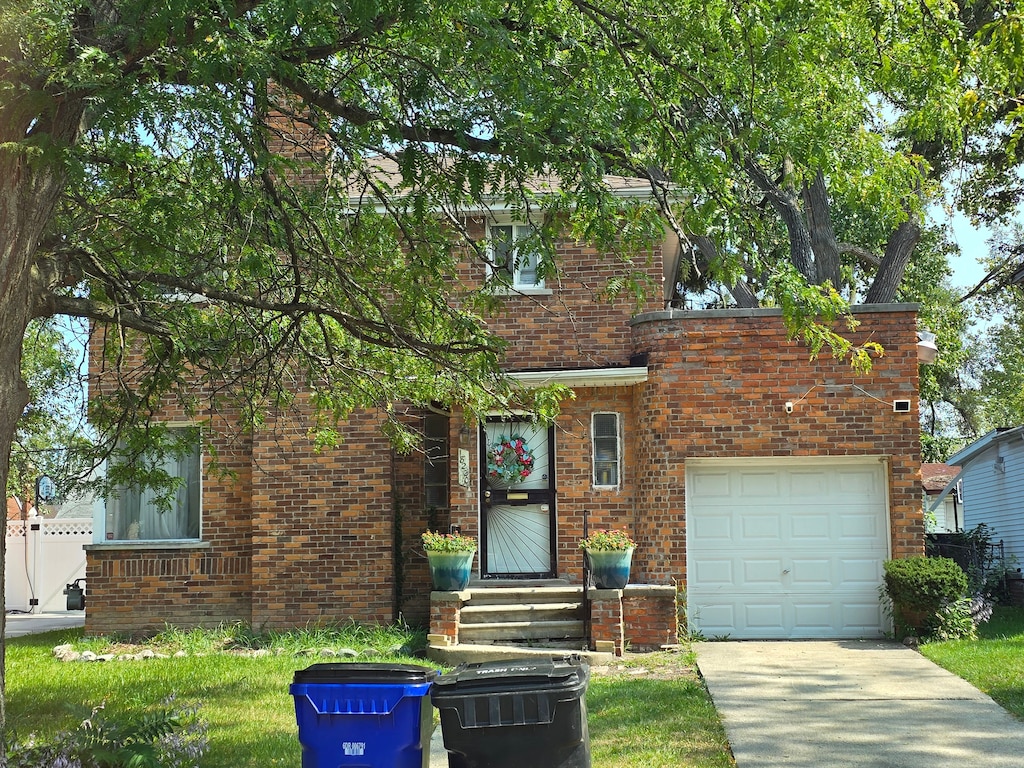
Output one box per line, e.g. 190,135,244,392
4,628,733,768
920,606,1024,719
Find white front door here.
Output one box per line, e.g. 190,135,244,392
686,458,890,639
481,418,555,577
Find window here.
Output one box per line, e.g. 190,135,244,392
105,428,201,541
592,413,621,487
424,413,449,509
489,222,544,289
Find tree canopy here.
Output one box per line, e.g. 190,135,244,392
3,0,1024,732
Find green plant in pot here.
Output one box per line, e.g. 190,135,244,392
580,528,635,589
422,530,477,591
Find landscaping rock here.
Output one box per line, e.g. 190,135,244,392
53,644,79,662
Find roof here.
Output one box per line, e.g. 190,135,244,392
945,427,1024,466
340,155,657,209
7,497,33,519
927,427,1024,512
921,463,960,494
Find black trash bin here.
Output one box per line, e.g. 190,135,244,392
430,656,590,768
290,663,437,768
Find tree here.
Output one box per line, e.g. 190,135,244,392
0,0,1011,733
8,319,92,501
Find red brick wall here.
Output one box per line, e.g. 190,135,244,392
248,405,395,629
628,306,924,586
85,242,922,639
622,586,678,650
455,217,664,371
84,410,255,637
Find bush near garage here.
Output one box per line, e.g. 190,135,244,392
883,556,969,637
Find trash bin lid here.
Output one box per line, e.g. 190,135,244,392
432,657,588,696
292,663,437,685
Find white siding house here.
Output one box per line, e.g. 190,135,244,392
945,427,1024,564
922,463,963,533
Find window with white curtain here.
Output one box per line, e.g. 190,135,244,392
488,222,544,289
106,428,201,541
592,412,621,487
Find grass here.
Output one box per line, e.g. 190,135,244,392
920,605,1024,719
4,626,734,768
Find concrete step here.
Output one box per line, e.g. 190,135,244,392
458,619,585,643
459,602,583,625
427,642,613,667
463,586,583,605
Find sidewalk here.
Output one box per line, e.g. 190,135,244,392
5,612,85,638
697,640,1024,768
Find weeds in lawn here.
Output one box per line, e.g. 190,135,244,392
4,695,207,768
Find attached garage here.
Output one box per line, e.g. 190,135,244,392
686,457,891,639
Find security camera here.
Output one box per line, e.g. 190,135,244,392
784,401,794,414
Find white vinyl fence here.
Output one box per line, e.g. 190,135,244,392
5,518,91,613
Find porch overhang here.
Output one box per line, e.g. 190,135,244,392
510,366,649,388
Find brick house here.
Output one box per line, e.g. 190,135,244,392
83,157,925,648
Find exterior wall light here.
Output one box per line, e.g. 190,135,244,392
916,331,939,364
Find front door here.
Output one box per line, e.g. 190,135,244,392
480,417,556,577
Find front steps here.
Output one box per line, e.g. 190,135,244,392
428,584,611,664
427,582,678,664
457,586,587,648
456,589,585,651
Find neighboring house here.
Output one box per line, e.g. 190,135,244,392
7,496,91,614
945,427,1024,565
83,165,926,645
7,497,33,520
922,463,963,533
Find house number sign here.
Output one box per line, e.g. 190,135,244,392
457,448,471,487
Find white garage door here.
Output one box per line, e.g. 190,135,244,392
686,458,890,639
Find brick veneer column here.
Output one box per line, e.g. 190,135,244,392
622,585,678,650
589,588,625,656
428,590,466,647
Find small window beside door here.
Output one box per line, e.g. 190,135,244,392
592,413,621,487
424,413,450,509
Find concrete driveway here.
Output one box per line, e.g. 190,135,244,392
4,612,85,638
697,640,1024,768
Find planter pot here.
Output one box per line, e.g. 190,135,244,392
427,550,476,591
585,547,634,589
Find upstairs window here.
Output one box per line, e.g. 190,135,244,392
105,427,202,541
488,222,544,289
592,413,621,487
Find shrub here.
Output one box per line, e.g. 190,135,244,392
4,696,207,768
884,557,967,610
883,557,968,635
928,597,979,641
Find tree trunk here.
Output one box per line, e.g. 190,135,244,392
692,235,759,308
744,158,816,281
0,92,84,743
864,219,921,304
803,171,842,288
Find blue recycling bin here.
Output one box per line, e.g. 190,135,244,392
290,663,437,768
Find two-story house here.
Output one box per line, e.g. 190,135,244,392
83,152,925,652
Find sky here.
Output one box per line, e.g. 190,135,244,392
946,211,993,293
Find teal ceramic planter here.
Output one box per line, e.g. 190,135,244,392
427,550,475,591
585,547,634,589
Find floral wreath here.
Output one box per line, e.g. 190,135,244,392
486,434,535,486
